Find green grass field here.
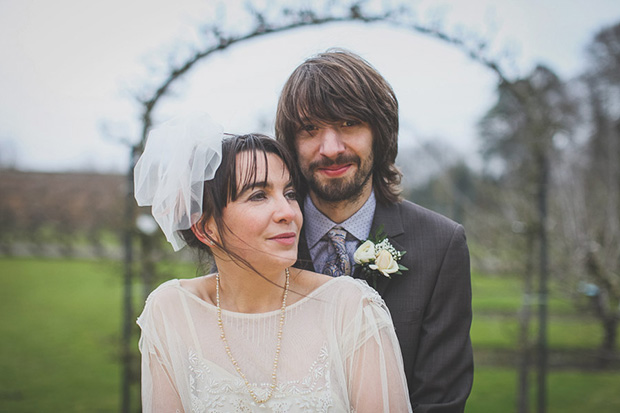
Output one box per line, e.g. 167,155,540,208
1,257,619,412
0,258,127,412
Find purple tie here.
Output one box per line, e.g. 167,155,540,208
322,227,351,277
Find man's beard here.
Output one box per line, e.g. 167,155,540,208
302,153,374,203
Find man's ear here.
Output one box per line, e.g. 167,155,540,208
191,216,218,247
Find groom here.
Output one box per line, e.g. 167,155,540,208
275,49,473,412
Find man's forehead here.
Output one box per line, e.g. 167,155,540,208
295,113,361,126
293,103,348,123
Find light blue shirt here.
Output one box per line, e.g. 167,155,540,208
304,191,376,274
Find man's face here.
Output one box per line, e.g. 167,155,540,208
294,119,374,203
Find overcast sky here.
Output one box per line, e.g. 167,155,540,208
1,0,619,172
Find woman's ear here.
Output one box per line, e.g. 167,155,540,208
191,216,218,247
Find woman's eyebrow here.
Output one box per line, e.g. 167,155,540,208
238,180,270,195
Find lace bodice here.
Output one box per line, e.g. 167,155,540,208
137,276,411,412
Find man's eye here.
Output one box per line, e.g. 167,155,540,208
342,120,360,127
300,124,317,132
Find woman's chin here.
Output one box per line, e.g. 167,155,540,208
243,251,297,274
269,253,298,271
276,254,298,270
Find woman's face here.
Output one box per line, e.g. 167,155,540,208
217,151,302,270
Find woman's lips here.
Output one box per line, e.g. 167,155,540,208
269,233,297,245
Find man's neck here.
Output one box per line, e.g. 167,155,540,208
309,182,373,224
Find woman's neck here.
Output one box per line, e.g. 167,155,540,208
213,260,288,314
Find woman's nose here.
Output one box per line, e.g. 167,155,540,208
274,196,297,223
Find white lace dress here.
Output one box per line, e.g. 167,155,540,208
137,276,412,412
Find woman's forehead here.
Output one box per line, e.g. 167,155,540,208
235,151,290,182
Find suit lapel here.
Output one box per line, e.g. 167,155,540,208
295,224,316,272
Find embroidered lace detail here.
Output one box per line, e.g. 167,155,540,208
354,278,385,307
187,344,334,412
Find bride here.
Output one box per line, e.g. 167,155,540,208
134,113,412,412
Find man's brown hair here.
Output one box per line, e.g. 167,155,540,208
275,48,402,204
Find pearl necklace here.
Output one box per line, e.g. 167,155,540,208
216,267,290,405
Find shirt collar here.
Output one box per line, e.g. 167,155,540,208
304,191,376,248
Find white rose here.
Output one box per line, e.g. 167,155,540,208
354,240,376,264
369,249,399,277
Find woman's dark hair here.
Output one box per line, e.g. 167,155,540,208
275,48,402,204
179,133,300,270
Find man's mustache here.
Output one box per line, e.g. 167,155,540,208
309,155,361,171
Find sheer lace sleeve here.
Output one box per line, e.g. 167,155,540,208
341,280,412,413
137,282,185,413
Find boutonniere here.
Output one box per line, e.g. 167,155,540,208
353,226,408,288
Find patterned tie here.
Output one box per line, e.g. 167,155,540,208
322,227,351,277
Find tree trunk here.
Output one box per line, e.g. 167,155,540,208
601,316,618,366
517,230,536,413
536,152,549,413
591,291,619,368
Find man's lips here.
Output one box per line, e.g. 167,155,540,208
317,164,352,177
268,232,297,245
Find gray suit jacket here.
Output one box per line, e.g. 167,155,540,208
296,199,473,412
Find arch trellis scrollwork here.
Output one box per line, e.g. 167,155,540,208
134,4,513,151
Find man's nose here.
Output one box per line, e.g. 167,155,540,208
318,127,345,158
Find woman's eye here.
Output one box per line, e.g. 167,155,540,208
285,190,297,200
248,191,267,201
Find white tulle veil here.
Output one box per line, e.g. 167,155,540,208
133,112,223,251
